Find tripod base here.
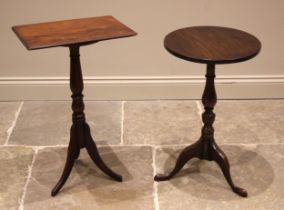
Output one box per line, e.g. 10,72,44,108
154,137,247,197
51,121,122,196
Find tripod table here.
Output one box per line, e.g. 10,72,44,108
154,26,261,197
12,16,137,196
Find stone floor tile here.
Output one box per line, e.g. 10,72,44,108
86,101,122,145
23,146,154,210
0,102,22,145
9,101,122,146
0,147,34,210
214,100,284,144
156,144,284,210
124,101,201,145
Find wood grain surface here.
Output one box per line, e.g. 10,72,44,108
12,16,137,50
164,26,261,64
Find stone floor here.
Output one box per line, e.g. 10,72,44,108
0,100,283,210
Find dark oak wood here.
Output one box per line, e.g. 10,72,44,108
164,26,261,64
12,16,137,196
12,16,137,50
155,26,261,197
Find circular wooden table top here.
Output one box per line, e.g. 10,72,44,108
164,26,261,64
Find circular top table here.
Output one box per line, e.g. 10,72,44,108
164,26,261,64
155,26,261,198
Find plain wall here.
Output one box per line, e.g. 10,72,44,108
0,0,283,99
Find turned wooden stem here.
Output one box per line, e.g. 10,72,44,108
69,45,86,149
69,45,85,123
201,63,216,158
51,44,123,197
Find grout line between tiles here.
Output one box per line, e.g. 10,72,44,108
94,142,284,147
1,144,68,150
1,142,284,150
120,101,125,145
4,101,24,146
18,148,39,210
152,146,160,210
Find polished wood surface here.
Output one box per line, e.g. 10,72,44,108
12,16,137,50
164,26,261,64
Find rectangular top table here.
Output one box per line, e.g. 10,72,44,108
12,15,137,197
12,15,137,50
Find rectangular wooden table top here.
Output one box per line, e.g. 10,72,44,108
12,16,137,50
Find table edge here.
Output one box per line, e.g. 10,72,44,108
163,26,262,65
11,15,137,50
164,44,261,65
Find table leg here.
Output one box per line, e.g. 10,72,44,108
154,63,247,197
51,45,122,197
